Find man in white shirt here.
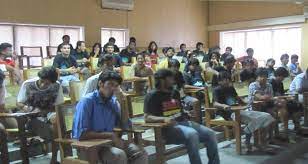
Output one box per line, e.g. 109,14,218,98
16,67,64,164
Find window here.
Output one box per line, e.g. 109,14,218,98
101,28,128,49
220,25,301,66
0,23,84,67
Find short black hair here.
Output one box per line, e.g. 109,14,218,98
59,43,71,49
162,47,168,54
226,47,232,51
275,67,289,78
291,54,299,60
280,54,289,60
109,37,116,42
180,43,186,49
166,47,175,53
196,42,203,48
217,71,231,82
99,54,113,64
98,71,122,85
256,67,268,77
168,59,180,68
154,69,174,88
187,58,200,66
38,67,58,83
0,43,12,52
266,58,275,64
246,48,254,53
129,37,136,43
62,35,70,40
105,42,114,48
224,55,236,65
240,69,256,82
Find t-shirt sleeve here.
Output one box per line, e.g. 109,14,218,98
52,55,60,68
143,93,159,116
183,73,192,85
17,81,28,104
54,85,64,105
72,98,92,140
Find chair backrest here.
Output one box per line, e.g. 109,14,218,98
90,57,99,73
20,46,43,69
56,103,77,139
46,46,58,58
69,81,84,104
204,87,211,108
23,69,40,81
120,66,135,79
43,58,54,67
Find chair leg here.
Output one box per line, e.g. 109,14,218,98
234,124,241,154
154,127,166,164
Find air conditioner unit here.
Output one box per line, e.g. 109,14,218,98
102,0,134,11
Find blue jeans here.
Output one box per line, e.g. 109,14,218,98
59,74,80,87
164,121,220,164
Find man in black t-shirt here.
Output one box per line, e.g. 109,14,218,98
212,55,236,87
144,69,219,164
168,59,201,123
103,37,120,53
213,71,274,152
53,43,80,91
270,67,302,133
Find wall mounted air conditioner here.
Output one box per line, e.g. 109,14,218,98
102,0,134,11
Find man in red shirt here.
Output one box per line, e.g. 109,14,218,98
0,43,22,85
237,48,258,69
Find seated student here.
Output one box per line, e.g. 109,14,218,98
82,54,114,97
132,53,154,95
100,43,123,69
120,41,137,64
53,43,80,92
56,35,74,54
212,55,236,87
90,42,103,58
220,47,232,63
289,68,308,103
240,59,257,84
183,58,206,87
144,69,220,164
269,67,302,133
168,59,201,123
103,37,120,53
144,41,159,66
266,58,276,79
192,42,208,62
280,53,290,71
0,69,17,163
0,43,22,85
72,41,91,80
237,48,258,69
72,71,148,164
16,67,64,163
158,47,175,69
213,71,274,152
204,52,221,76
177,43,187,57
289,54,302,77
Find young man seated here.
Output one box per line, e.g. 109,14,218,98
103,37,120,53
144,69,219,164
289,68,308,103
53,43,80,93
16,67,64,163
157,47,175,69
0,43,22,85
82,54,114,97
168,59,201,123
266,58,275,79
72,71,148,164
212,55,236,87
56,35,74,55
101,43,123,70
213,71,274,152
120,41,137,64
237,48,258,69
240,59,257,84
183,58,206,87
279,54,289,71
289,54,302,78
270,67,302,133
192,42,208,62
72,41,91,80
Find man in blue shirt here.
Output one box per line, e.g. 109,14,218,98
72,71,148,164
289,54,302,77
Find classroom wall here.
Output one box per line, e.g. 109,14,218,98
0,0,208,48
208,1,304,47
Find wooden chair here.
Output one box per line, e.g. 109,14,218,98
55,103,112,164
89,57,99,74
69,81,84,104
22,68,40,81
20,46,43,69
46,46,58,58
